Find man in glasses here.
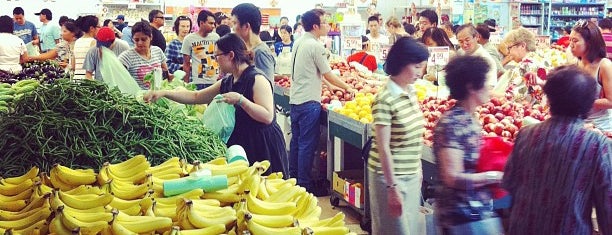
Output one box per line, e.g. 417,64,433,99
148,9,166,51
456,23,498,89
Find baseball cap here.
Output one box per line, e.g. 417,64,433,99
116,15,125,20
35,9,52,18
96,27,116,47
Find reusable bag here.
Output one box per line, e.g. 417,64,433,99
477,136,513,199
202,94,235,143
99,47,142,96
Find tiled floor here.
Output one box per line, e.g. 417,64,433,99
317,196,369,235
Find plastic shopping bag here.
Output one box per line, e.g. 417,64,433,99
99,47,142,96
202,94,235,143
477,136,513,199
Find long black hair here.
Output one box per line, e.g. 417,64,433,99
75,15,99,34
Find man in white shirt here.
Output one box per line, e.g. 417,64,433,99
456,24,498,89
366,15,388,61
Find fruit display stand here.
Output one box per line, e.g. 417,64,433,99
326,109,371,230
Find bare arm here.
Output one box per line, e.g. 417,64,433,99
20,51,28,64
594,59,612,110
437,147,503,190
144,79,222,105
374,124,396,186
222,75,275,124
182,54,191,83
322,71,354,92
85,71,93,80
161,62,174,81
27,49,58,61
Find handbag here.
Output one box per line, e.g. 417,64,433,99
447,180,504,235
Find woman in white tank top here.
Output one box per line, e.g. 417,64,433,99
73,15,98,79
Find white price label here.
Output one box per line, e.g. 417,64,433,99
427,46,450,66
535,35,550,49
343,36,361,50
489,32,502,46
381,45,391,60
128,3,137,9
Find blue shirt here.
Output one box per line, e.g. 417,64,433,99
165,39,183,74
40,23,60,52
274,41,293,56
13,21,38,44
121,26,133,47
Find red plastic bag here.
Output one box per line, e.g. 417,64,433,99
478,136,513,199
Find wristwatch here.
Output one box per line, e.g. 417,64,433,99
485,171,499,184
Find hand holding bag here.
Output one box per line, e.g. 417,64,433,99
202,94,235,143
447,181,504,235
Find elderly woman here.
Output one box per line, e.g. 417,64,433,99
367,37,429,235
503,66,611,235
568,20,612,132
495,28,542,99
118,22,172,89
433,55,504,234
0,15,28,73
143,33,288,177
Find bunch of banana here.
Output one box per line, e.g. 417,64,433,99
52,190,113,211
98,155,151,185
107,196,150,216
32,180,53,199
0,192,50,221
162,224,226,235
146,157,185,180
201,184,241,205
101,178,151,200
244,211,301,235
0,166,39,186
49,164,97,191
300,212,351,235
111,208,173,234
245,190,297,216
0,219,49,235
56,204,113,234
174,198,236,231
0,194,51,233
292,193,321,221
196,159,249,177
0,178,32,212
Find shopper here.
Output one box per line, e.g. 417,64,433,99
36,9,60,53
433,55,504,234
273,25,293,56
0,15,27,73
385,16,409,45
366,15,389,60
503,65,612,235
289,9,354,193
84,27,130,81
476,23,504,77
441,22,459,47
73,15,98,79
456,24,498,89
103,19,123,38
273,16,290,43
214,12,230,27
148,10,166,52
598,18,612,59
165,16,192,74
346,36,377,72
216,24,231,38
415,9,438,39
554,26,572,49
115,15,127,32
12,7,38,45
181,10,220,90
420,27,456,83
143,33,288,176
569,20,612,131
58,16,70,27
367,37,428,235
27,21,81,70
231,3,276,83
118,22,171,89
122,22,134,47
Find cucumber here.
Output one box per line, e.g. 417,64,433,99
15,85,36,95
0,89,15,96
0,95,14,102
13,80,38,88
0,83,11,89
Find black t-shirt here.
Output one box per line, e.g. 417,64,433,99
116,23,126,33
151,27,166,52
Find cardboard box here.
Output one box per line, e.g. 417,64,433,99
349,182,365,208
332,170,363,197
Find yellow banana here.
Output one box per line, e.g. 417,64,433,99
257,178,270,200
115,211,173,234
33,181,53,198
227,176,239,186
39,172,53,188
108,179,150,200
201,191,241,204
266,185,305,203
107,158,150,183
97,164,112,186
57,206,108,234
186,201,235,229
52,164,97,186
0,166,38,185
107,155,149,173
245,191,296,215
246,174,261,197
116,205,142,216
62,206,113,223
179,224,227,235
0,187,33,202
149,157,180,169
0,203,50,221
265,181,292,195
12,220,49,235
57,190,113,210
147,160,182,176
64,185,103,195
0,205,51,230
251,161,271,174
303,226,350,235
109,197,142,210
49,213,73,235
0,178,33,196
180,158,192,175
244,212,295,228
19,192,50,213
0,199,27,212
245,216,301,235
49,168,78,191
200,160,249,177
152,189,203,206
152,172,182,180
266,172,284,179
152,203,177,219
295,194,321,220
110,219,137,235
205,157,228,165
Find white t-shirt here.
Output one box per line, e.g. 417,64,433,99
367,33,389,61
458,45,498,89
0,33,26,73
181,32,220,85
73,37,96,78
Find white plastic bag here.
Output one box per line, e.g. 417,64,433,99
202,94,235,143
99,47,141,96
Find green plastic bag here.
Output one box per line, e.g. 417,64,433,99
202,94,235,143
99,47,142,96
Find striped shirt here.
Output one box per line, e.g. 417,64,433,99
118,46,166,89
503,117,612,235
73,37,96,78
367,81,425,175
603,33,612,60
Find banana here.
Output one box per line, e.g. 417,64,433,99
179,224,227,235
115,205,142,216
266,185,305,203
97,164,112,186
257,178,270,200
108,155,149,173
205,157,228,165
299,212,345,228
227,176,239,186
19,192,50,214
49,168,78,191
245,215,301,235
63,209,113,223
244,212,295,228
57,206,108,235
0,178,33,196
0,166,38,185
0,202,50,221
246,174,261,197
295,194,321,220
245,191,296,215
0,205,51,230
151,157,180,169
52,164,97,186
108,179,150,200
109,197,143,210
303,226,350,235
64,184,103,196
0,187,33,202
33,181,53,198
107,156,151,183
110,219,137,235
185,200,235,229
266,172,284,179
200,160,249,177
114,210,173,234
0,199,27,212
49,212,73,235
12,220,49,235
251,161,271,175
57,190,113,210
147,158,182,175
152,189,203,206
152,202,177,219
201,191,241,204
265,181,292,195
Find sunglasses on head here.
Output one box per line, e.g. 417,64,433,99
575,19,589,28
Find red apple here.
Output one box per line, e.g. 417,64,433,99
494,123,505,135
494,113,505,121
501,130,512,138
335,90,344,97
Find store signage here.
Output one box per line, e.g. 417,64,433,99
381,45,391,60
343,36,361,50
489,32,502,46
535,35,550,49
427,46,450,66
127,2,136,9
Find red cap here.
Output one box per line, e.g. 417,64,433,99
96,27,115,43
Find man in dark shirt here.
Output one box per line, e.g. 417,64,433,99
148,10,166,51
115,15,126,32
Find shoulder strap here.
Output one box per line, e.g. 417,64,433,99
291,43,301,77
359,52,368,64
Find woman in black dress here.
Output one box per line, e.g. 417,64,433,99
143,33,288,176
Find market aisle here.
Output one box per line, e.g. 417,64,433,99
317,196,369,235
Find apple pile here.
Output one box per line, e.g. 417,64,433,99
420,97,457,146
331,61,355,76
344,76,378,94
274,75,291,88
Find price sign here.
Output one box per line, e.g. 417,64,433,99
381,45,391,60
489,32,502,46
128,2,137,9
342,36,361,50
535,35,550,49
427,46,450,66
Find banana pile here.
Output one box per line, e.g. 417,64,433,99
0,80,40,113
0,155,355,235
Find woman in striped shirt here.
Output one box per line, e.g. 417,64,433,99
367,37,429,235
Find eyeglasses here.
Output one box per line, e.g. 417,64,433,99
507,42,522,51
212,52,230,60
155,16,164,20
177,16,189,20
